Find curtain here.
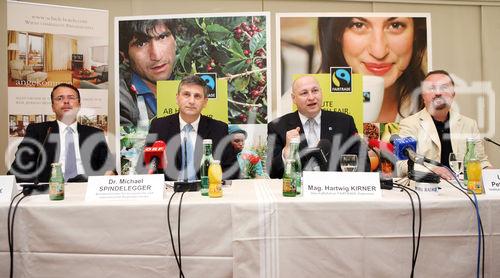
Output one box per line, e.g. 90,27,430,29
44,34,53,72
8,31,18,61
52,36,72,70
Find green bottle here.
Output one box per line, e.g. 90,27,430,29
200,139,213,196
283,159,296,197
49,163,64,201
289,137,302,194
463,138,477,185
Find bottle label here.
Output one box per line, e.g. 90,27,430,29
49,181,64,199
283,178,296,194
208,183,222,198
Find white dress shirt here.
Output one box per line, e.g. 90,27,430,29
57,120,85,176
298,111,322,148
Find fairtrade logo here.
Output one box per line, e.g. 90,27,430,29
330,67,352,93
195,73,217,98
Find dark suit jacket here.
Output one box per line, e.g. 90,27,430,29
8,121,114,183
144,113,239,181
267,110,369,178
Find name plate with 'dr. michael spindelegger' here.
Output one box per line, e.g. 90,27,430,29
86,174,165,201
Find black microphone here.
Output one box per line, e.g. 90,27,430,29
484,137,500,147
22,127,52,195
302,139,331,171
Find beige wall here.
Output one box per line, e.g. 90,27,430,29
2,0,499,173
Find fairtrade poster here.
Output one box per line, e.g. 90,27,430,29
292,73,364,133
117,13,270,175
277,13,431,125
6,1,109,166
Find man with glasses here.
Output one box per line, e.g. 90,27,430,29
267,75,369,178
8,83,115,182
397,70,492,179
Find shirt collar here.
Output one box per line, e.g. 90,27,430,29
179,114,201,133
298,110,321,127
57,120,78,133
131,72,153,96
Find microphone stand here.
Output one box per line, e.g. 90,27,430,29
22,127,52,195
173,136,200,192
485,137,500,147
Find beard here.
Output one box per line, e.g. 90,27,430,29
431,96,449,110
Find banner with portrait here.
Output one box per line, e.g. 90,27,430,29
116,13,271,176
6,1,109,167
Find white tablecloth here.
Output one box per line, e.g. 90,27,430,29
1,179,499,277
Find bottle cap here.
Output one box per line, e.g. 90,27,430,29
466,137,477,142
291,137,300,144
203,139,213,144
212,160,220,164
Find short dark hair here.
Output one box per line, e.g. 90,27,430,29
51,83,80,104
119,19,176,59
177,75,209,98
423,70,455,86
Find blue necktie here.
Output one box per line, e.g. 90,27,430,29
182,124,196,181
64,127,77,181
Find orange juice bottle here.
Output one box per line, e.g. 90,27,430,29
466,159,483,194
208,160,223,198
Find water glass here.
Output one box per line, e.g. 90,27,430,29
340,154,358,172
449,153,464,178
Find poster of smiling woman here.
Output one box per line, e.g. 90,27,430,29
116,13,271,175
277,13,431,139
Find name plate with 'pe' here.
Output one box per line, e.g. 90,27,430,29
0,176,16,203
482,169,500,195
302,171,381,199
86,174,165,201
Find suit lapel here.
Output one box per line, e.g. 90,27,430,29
419,109,441,150
320,111,335,141
194,116,208,167
449,109,462,154
288,112,307,151
46,121,60,164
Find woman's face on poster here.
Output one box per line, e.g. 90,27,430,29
341,17,414,89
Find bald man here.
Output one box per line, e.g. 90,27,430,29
267,75,369,178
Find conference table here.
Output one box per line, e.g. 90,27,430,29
1,179,499,277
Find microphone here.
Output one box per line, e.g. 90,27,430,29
389,135,441,166
484,137,500,147
303,139,331,171
389,135,441,183
368,138,396,190
22,127,52,195
144,140,167,175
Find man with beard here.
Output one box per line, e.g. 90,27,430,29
8,83,114,182
397,70,492,179
119,19,177,130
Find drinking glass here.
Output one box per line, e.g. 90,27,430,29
449,153,464,178
340,154,358,172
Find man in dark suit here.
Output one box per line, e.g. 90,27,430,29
144,75,239,181
267,75,369,178
8,83,114,182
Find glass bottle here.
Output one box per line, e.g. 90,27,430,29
208,160,223,198
200,139,213,196
49,163,64,201
283,159,297,197
289,137,302,194
463,138,477,185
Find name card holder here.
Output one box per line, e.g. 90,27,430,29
0,176,17,203
482,169,500,195
302,171,381,199
86,174,165,201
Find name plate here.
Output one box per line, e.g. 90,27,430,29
302,171,381,199
86,174,165,201
482,169,500,195
0,176,17,202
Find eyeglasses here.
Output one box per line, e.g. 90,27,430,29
52,95,79,102
422,83,453,93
